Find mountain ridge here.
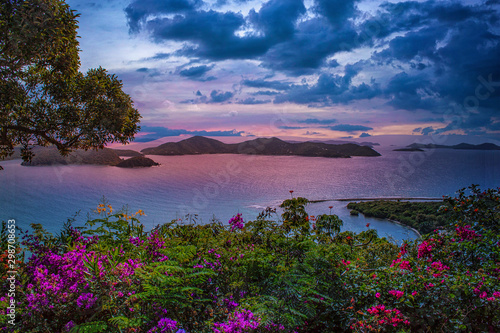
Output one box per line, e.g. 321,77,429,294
407,142,500,150
141,136,381,157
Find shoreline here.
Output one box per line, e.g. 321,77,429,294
387,219,422,238
309,198,431,239
310,197,443,203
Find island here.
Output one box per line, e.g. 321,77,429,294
116,156,160,168
21,146,122,166
393,147,425,152
406,142,500,150
112,149,143,157
141,136,381,158
19,146,159,167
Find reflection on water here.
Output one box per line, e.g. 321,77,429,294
1,148,498,242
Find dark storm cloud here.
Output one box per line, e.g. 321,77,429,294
359,132,371,138
373,26,447,63
126,0,500,134
434,109,500,134
370,1,500,117
148,53,171,60
421,127,435,135
278,125,307,130
215,0,251,6
260,18,359,75
384,72,437,111
274,65,380,106
297,118,337,125
241,78,291,91
248,0,306,42
129,0,306,61
313,0,358,27
179,65,215,79
250,90,280,96
210,90,234,103
237,98,271,105
126,0,204,32
136,126,244,142
328,124,373,132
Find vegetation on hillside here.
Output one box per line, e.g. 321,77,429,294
347,201,450,235
141,136,380,158
1,185,499,332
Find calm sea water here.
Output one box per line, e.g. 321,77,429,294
1,147,499,242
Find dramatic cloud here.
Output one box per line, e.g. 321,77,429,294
237,98,271,105
125,0,203,32
65,0,498,137
179,65,214,79
329,124,374,132
297,118,337,125
241,79,291,91
278,125,307,130
421,127,435,136
274,65,381,106
136,126,245,142
210,90,234,103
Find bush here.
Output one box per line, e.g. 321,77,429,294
1,185,499,332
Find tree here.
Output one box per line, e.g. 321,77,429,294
0,0,141,169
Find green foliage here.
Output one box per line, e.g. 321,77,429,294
6,185,500,332
280,197,310,236
70,321,108,333
315,213,343,242
347,200,449,234
0,0,141,169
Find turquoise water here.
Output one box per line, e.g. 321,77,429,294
1,147,499,242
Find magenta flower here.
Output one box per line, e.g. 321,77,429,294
76,293,97,309
455,225,481,241
417,241,433,259
389,290,404,299
228,213,244,231
64,321,75,332
213,309,261,333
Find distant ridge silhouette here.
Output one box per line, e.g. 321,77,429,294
141,136,381,158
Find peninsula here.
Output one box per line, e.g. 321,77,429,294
141,136,381,158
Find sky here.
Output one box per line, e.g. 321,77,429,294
66,0,500,143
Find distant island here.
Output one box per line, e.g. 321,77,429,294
141,136,381,158
406,142,500,150
19,146,159,168
21,146,122,166
116,156,160,168
112,149,143,157
393,147,425,152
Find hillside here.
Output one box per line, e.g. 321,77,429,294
141,136,381,157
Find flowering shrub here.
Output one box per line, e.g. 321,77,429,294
229,214,245,231
0,185,498,332
351,304,410,332
213,309,261,333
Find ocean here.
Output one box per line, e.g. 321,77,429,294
1,146,499,242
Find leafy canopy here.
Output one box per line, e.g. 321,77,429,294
0,0,141,168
